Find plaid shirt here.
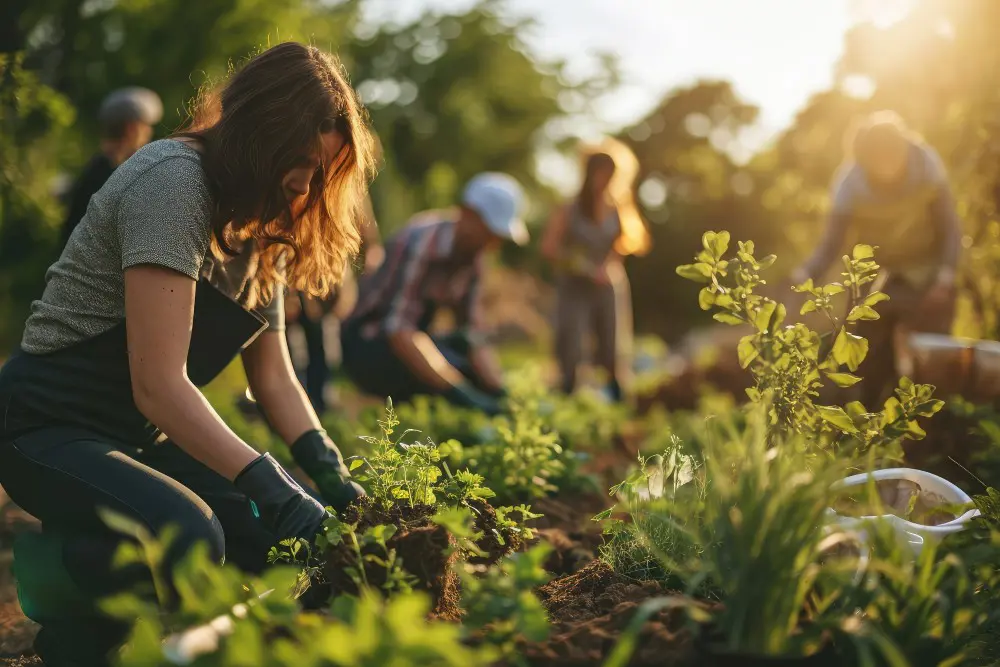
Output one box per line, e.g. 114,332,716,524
347,211,484,338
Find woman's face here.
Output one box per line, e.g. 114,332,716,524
282,131,346,204
590,163,615,197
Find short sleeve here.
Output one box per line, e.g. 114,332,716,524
256,285,286,332
117,156,212,279
383,231,435,334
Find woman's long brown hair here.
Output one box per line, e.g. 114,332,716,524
174,42,377,308
576,138,652,257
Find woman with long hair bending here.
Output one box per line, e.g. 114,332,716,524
0,42,375,666
541,138,651,402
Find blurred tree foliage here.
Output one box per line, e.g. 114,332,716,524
7,0,1000,349
623,0,1000,343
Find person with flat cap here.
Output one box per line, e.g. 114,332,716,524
341,172,527,415
60,87,163,247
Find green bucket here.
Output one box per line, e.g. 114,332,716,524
13,531,93,623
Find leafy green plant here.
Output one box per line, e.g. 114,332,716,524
602,415,860,658
318,591,497,667
458,372,596,503
460,544,553,663
598,434,706,585
830,523,1000,667
350,399,443,509
677,231,943,456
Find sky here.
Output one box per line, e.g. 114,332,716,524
360,0,910,189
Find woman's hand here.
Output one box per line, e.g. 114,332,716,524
540,205,569,262
234,453,330,539
243,332,365,512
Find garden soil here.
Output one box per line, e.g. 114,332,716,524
522,559,694,666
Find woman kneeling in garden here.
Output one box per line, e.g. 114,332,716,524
0,42,374,666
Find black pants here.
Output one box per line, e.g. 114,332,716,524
0,427,282,664
341,325,477,403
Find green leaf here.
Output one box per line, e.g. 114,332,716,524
881,397,904,426
754,301,777,333
714,293,734,308
349,459,364,472
832,328,869,371
713,312,744,325
863,291,890,308
792,278,815,292
676,262,713,283
737,334,759,369
758,254,777,270
909,420,928,438
592,508,614,522
704,230,730,259
698,288,716,310
773,302,787,330
800,300,818,315
847,305,880,322
853,244,875,260
845,401,868,421
821,283,845,296
818,405,859,433
914,399,945,418
826,372,862,387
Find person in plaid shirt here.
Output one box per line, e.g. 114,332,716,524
341,173,527,414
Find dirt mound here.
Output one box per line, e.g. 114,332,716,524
468,499,523,565
530,494,610,576
317,496,521,620
523,560,693,666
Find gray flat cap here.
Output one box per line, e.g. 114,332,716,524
98,87,164,127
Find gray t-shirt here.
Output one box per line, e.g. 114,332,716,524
22,139,284,355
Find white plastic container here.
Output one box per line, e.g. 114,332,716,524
826,468,980,557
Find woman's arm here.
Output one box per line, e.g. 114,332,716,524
242,330,321,444
540,204,569,262
124,265,263,481
243,331,364,510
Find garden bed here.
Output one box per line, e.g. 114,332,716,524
523,560,693,666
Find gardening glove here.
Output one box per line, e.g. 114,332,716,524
234,453,330,540
444,380,503,416
289,429,365,512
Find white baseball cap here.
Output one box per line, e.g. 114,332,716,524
461,172,528,246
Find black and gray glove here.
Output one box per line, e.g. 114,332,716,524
234,453,329,540
289,429,365,513
444,380,503,416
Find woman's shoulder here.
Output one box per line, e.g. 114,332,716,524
110,139,211,205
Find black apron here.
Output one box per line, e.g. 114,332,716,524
0,278,268,447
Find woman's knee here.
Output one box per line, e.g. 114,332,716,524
163,505,226,567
